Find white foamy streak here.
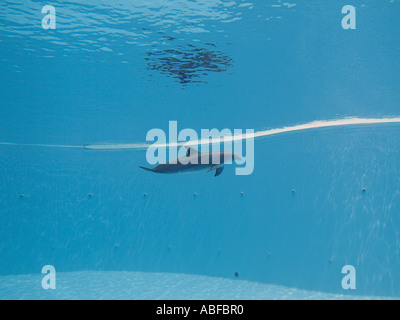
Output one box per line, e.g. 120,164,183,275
0,142,81,148
1,118,399,150
84,117,400,150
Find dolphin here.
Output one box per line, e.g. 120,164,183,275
139,147,241,177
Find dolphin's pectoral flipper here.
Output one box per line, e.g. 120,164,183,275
207,164,219,172
214,166,224,177
139,166,154,172
185,146,198,157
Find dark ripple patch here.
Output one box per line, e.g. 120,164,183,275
145,44,232,84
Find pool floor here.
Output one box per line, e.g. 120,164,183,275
0,271,395,300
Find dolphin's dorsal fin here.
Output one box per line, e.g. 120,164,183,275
185,146,198,157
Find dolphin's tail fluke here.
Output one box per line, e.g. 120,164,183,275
139,166,154,172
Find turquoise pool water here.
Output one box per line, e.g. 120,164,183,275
1,0,400,299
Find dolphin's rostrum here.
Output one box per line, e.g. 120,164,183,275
139,147,241,177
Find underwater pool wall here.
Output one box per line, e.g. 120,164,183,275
1,123,399,297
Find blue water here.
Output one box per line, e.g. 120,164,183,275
1,0,400,299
